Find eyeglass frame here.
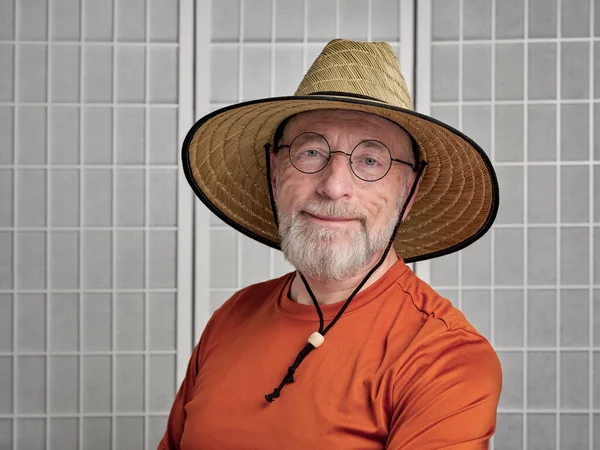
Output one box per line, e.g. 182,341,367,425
275,131,417,182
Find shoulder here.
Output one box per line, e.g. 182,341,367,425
394,268,484,338
200,272,294,345
214,272,293,317
392,269,501,390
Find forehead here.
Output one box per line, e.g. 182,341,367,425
282,109,412,159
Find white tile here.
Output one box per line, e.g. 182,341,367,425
50,106,79,164
149,169,177,226
17,294,45,351
50,168,79,226
16,232,46,289
117,46,146,103
149,230,176,288
51,0,80,40
18,0,47,40
149,0,178,42
243,0,271,41
17,106,46,164
115,230,144,289
0,44,13,102
83,294,111,351
148,354,175,412
149,47,177,103
115,107,145,164
84,46,113,102
82,232,112,289
84,0,113,41
50,231,79,289
116,0,145,41
82,356,111,412
17,357,46,413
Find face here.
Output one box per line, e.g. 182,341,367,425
271,109,418,281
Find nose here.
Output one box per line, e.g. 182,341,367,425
315,152,355,200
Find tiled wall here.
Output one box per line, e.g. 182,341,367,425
429,0,598,448
0,0,182,448
207,0,409,312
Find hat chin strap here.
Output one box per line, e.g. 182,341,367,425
264,160,427,403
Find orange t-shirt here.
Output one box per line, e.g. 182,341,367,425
159,259,501,449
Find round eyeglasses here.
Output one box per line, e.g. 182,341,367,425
277,132,415,182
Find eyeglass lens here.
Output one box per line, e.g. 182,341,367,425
288,132,393,181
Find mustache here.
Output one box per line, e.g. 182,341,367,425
296,200,368,223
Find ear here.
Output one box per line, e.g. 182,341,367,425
269,150,279,200
401,174,422,222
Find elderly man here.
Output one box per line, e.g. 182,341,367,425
160,39,501,449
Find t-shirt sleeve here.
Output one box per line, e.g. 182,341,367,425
157,311,223,450
386,328,502,450
157,340,202,450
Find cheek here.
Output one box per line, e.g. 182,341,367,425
275,168,316,212
360,187,400,227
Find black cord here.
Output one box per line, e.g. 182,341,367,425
265,161,428,403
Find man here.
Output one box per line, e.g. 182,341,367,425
160,39,501,449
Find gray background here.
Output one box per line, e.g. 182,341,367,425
0,0,598,449
428,0,598,448
0,0,180,449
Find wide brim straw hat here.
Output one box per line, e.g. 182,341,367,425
183,39,499,263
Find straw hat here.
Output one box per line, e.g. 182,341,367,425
183,39,499,263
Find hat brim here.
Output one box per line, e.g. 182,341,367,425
183,95,499,263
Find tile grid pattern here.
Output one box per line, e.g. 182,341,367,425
429,0,598,448
0,0,180,449
207,0,406,312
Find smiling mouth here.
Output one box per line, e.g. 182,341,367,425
303,212,358,224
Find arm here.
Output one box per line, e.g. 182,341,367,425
157,341,203,450
386,329,502,450
157,308,224,450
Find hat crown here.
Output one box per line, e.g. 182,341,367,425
295,39,413,110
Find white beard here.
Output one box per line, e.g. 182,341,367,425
277,195,404,281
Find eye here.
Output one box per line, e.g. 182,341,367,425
303,149,320,157
358,154,382,167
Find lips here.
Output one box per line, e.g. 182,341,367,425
303,211,357,222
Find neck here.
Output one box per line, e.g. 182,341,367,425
289,250,399,306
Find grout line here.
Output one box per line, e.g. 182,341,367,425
0,226,179,231
521,0,529,446
431,98,600,106
1,350,177,357
144,0,150,446
0,288,178,294
78,0,85,446
0,411,188,420
430,36,600,45
45,0,52,446
111,0,118,445
588,1,594,448
555,1,562,447
0,39,179,46
0,102,179,107
0,164,178,169
12,0,18,448
372,283,600,290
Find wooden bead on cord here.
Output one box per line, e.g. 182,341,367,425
308,331,325,348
